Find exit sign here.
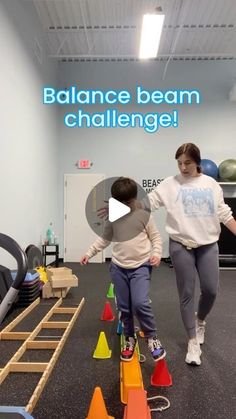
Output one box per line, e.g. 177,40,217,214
77,160,91,169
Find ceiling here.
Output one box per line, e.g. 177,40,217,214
32,0,236,63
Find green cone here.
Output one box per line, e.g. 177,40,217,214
106,282,115,298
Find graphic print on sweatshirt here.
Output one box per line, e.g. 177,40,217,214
181,187,215,217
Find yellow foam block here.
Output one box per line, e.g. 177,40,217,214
120,353,143,404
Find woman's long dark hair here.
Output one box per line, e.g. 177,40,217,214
175,143,202,173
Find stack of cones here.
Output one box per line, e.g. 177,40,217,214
150,359,172,387
93,331,112,359
86,387,114,419
101,301,115,321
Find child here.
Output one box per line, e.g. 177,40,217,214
80,177,166,362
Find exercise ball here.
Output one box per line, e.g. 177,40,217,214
200,159,219,179
219,159,236,182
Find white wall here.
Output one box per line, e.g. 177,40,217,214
0,1,59,267
57,60,236,257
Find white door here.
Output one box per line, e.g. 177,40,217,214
64,174,105,262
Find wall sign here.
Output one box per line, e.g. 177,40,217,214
142,178,164,192
76,160,92,169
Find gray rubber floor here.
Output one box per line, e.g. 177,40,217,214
0,262,235,419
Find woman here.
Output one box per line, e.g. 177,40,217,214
144,143,236,365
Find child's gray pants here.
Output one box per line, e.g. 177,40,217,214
109,262,157,338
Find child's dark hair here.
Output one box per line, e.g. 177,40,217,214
111,177,137,203
175,142,202,173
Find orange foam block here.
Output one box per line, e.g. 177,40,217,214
123,389,151,419
120,353,143,404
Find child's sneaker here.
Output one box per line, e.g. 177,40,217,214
185,338,202,365
120,336,136,361
148,337,166,361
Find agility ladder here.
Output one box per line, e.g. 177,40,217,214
0,296,85,414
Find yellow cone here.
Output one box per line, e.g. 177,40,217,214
93,331,112,359
86,387,114,419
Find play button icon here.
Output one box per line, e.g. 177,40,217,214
85,176,151,242
108,197,131,222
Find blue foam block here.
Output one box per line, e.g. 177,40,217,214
11,270,39,283
0,406,34,418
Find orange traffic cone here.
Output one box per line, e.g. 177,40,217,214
93,331,112,359
101,301,115,321
151,359,172,387
86,387,114,419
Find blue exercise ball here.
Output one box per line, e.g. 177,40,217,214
200,159,219,179
219,159,236,182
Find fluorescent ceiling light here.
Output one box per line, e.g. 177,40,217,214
139,14,165,59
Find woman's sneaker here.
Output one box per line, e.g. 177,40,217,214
185,338,202,365
148,337,166,361
120,337,136,361
196,319,206,344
